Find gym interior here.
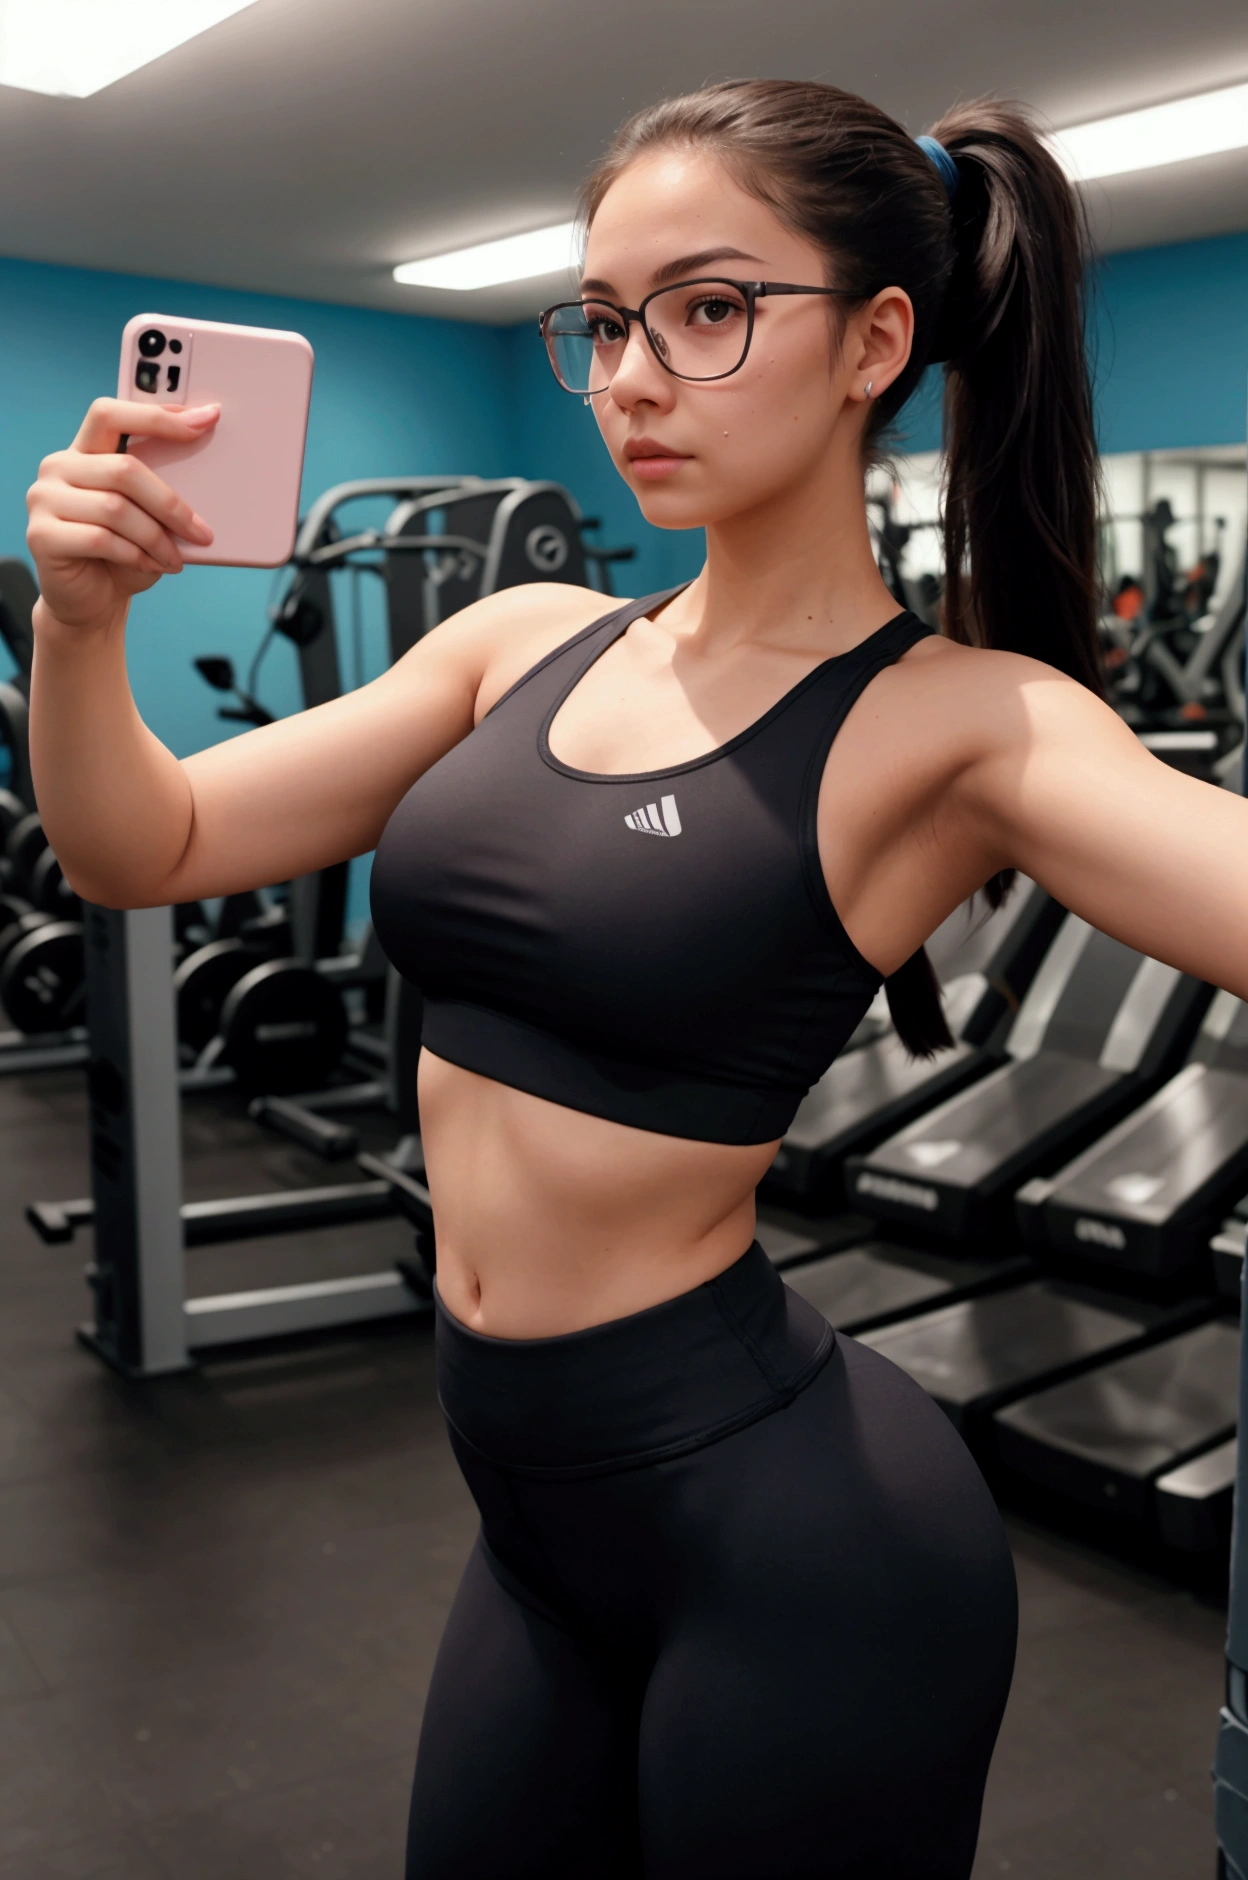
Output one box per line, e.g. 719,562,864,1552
2,4,1248,1876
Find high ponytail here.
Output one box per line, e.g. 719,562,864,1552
581,81,1101,1057
888,101,1101,1053
926,101,1102,696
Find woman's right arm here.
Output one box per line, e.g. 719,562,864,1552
26,397,604,909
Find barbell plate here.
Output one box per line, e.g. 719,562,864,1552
219,959,348,1095
0,921,86,1034
29,848,80,918
4,811,47,897
172,938,263,1054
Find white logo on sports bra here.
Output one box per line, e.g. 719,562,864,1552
625,795,682,838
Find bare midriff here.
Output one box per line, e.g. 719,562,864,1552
418,1049,779,1339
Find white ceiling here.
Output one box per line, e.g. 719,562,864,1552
2,0,1248,325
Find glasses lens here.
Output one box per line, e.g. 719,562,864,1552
544,301,627,394
644,281,750,382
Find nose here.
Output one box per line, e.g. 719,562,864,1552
606,318,676,415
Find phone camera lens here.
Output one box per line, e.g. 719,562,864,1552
137,328,166,359
135,360,160,393
168,339,183,354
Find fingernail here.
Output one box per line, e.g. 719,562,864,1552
190,512,213,540
185,404,220,421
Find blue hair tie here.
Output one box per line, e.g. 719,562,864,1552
916,135,960,202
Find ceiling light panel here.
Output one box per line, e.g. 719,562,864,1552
1051,80,1248,182
394,223,579,292
0,0,261,99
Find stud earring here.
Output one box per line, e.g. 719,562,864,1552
863,380,874,398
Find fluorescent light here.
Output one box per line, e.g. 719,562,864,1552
1050,80,1248,182
0,0,261,100
394,222,578,292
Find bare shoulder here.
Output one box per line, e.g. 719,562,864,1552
471,583,627,719
380,581,624,723
892,633,1135,765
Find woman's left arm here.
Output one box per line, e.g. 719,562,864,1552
962,659,1248,998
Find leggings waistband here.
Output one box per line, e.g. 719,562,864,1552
434,1240,834,1479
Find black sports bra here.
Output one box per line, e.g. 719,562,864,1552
370,590,934,1145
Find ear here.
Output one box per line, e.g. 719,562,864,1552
845,287,914,404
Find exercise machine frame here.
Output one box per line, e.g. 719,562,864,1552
34,905,433,1375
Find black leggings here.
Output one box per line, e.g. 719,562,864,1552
407,1244,1017,1879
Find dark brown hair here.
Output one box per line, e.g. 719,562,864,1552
581,79,1100,1056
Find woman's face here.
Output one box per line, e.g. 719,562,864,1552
578,147,913,531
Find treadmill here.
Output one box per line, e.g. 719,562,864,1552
1016,989,1248,1276
1155,1437,1238,1552
784,1230,1033,1337
992,1316,1238,1531
775,886,1065,1332
858,1276,1212,1443
993,1198,1246,1552
981,1000,1248,1543
844,916,1211,1240
839,926,1215,1449
767,880,1063,1205
1147,1192,1245,1551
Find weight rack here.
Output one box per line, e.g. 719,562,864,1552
28,904,433,1375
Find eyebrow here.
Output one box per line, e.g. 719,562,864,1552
579,246,766,298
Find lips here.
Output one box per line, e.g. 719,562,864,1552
624,437,692,479
624,434,684,460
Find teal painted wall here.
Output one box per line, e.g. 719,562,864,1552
1091,232,1248,453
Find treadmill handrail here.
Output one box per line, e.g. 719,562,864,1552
1099,956,1186,1072
938,971,990,1036
1006,916,1093,1059
302,532,488,569
1193,988,1248,1066
292,477,482,561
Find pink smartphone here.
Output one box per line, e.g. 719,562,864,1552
117,313,314,568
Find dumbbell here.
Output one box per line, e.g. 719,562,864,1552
29,849,81,918
0,791,29,890
4,811,47,900
0,809,79,917
218,959,347,1095
0,897,41,961
0,789,27,846
173,903,304,1059
174,936,348,1094
174,937,268,1055
0,903,85,1035
174,899,213,962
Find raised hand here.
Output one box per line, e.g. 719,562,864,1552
26,397,219,630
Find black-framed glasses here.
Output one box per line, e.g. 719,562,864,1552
538,277,862,396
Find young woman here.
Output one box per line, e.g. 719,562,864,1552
25,77,1248,1880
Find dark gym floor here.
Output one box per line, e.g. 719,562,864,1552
0,1066,1227,1878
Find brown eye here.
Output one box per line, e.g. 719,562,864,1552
584,306,626,346
692,299,734,325
687,296,744,327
